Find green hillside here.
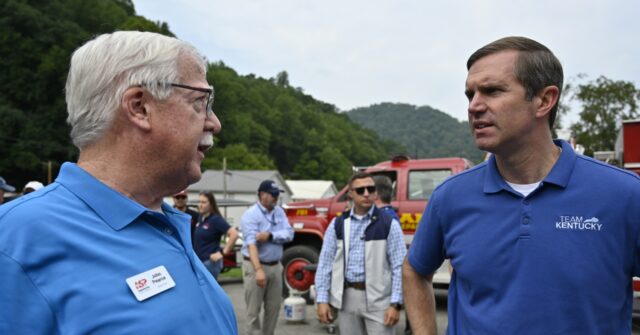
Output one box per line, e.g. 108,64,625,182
346,103,484,163
0,0,401,188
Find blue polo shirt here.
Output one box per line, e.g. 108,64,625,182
240,202,294,263
408,140,640,334
0,163,237,334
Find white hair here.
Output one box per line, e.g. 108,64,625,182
65,31,206,149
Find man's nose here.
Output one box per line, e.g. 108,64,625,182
468,94,487,115
206,109,222,134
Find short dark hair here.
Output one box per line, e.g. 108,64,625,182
199,191,221,216
373,175,393,204
347,171,374,190
467,36,563,129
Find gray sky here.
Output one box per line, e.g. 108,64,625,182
135,0,639,127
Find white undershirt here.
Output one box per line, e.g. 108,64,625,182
505,181,541,197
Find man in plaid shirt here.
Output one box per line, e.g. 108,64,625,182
315,171,406,335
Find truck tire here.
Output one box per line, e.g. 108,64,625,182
281,245,319,304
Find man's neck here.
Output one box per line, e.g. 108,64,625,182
77,150,166,211
353,204,372,216
495,139,561,184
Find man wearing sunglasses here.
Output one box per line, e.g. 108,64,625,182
315,172,406,335
0,31,237,334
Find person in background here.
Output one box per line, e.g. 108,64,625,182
22,181,44,195
194,191,239,280
240,179,294,335
373,175,399,222
315,172,406,335
403,36,640,334
0,176,15,204
173,189,199,239
373,174,413,335
0,31,237,334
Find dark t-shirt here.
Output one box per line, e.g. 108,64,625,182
193,214,231,262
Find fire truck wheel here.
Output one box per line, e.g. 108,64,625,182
281,245,319,305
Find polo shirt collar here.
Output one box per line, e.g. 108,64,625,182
349,204,376,219
55,163,149,231
483,139,576,194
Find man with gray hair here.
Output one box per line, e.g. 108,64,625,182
0,31,237,334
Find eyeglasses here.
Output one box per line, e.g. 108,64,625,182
140,82,214,117
353,186,376,195
174,195,187,199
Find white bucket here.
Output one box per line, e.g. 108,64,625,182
283,293,306,322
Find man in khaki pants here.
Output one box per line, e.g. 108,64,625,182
240,180,294,335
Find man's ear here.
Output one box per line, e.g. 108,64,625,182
535,85,560,119
121,87,153,131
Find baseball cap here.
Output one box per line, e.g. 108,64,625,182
258,180,284,196
0,176,15,192
23,181,44,192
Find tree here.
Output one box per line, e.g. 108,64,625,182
569,76,640,156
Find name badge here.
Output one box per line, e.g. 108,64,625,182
126,265,176,301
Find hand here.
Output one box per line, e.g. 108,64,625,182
383,306,400,326
222,246,233,255
317,303,333,324
209,251,223,262
256,232,271,243
255,268,267,288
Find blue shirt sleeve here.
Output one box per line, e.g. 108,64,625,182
240,207,259,246
387,219,407,304
212,215,231,234
315,219,337,304
271,207,294,244
407,190,446,276
0,253,57,334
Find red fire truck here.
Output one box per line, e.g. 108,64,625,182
281,156,474,300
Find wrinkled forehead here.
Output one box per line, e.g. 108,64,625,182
465,50,518,87
177,54,207,84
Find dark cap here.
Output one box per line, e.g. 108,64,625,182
0,176,15,192
258,180,284,196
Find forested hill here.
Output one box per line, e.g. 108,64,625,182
0,0,401,188
346,103,485,163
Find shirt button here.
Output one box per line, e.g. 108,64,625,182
523,217,530,225
164,227,173,235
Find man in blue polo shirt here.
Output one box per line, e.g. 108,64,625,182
403,36,640,334
0,31,237,334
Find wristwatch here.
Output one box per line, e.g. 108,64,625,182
390,303,403,311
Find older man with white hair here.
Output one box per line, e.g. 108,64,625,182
0,31,237,334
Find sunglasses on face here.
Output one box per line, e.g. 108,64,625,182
174,195,187,200
353,186,376,195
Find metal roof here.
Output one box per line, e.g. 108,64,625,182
188,170,292,194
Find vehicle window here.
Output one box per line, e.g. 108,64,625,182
408,170,451,200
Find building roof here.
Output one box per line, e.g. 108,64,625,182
188,170,291,194
286,180,338,201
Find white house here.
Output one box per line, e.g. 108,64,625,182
166,170,292,226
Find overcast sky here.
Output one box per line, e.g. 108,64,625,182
134,0,639,128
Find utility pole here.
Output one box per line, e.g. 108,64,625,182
223,157,228,218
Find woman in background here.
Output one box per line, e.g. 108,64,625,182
194,191,239,280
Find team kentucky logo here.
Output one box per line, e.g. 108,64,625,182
555,216,602,231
